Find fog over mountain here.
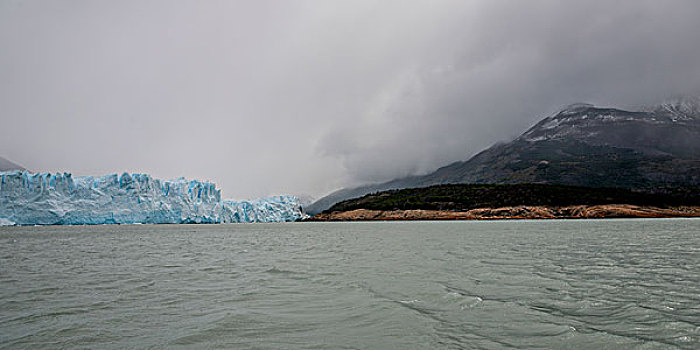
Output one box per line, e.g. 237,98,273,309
2,1,700,199
0,156,26,172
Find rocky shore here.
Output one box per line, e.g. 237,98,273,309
307,205,700,221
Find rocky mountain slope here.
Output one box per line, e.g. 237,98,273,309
0,156,26,172
309,205,700,221
307,97,700,214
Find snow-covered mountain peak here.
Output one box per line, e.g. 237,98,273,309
653,96,700,121
559,103,595,115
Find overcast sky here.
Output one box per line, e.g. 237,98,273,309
2,0,700,200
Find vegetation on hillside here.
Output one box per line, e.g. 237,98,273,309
324,184,700,213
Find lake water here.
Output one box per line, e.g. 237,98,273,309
1,219,699,349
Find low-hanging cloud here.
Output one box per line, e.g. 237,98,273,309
2,0,700,199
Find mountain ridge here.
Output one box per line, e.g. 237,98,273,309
0,156,26,172
306,97,700,214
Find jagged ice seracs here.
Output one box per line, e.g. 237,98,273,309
0,171,307,225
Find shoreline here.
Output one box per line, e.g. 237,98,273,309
306,205,700,221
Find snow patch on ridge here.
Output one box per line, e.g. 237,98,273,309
560,103,595,115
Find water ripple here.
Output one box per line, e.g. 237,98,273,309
1,219,699,349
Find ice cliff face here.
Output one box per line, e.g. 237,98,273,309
0,171,306,225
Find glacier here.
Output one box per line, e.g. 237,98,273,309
0,171,307,225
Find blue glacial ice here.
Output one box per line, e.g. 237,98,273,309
0,171,307,225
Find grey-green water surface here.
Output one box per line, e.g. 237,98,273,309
1,219,699,349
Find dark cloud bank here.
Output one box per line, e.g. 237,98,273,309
2,0,700,199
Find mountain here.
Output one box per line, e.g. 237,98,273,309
307,97,700,214
0,156,27,172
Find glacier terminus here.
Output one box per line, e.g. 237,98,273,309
0,171,307,225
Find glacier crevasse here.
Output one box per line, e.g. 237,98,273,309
0,171,306,225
